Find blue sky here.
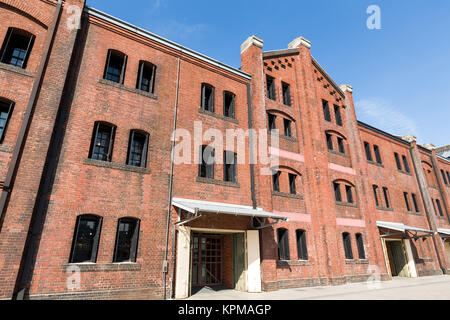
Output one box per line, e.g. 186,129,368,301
86,0,450,147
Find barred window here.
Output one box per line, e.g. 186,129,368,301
0,28,35,69
296,230,308,261
104,49,127,84
0,99,14,143
343,232,353,260
69,215,102,263
127,130,149,168
113,218,140,263
201,83,215,112
137,61,156,93
277,228,290,261
89,122,116,162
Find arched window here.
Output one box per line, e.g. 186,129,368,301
113,217,140,263
342,232,353,259
355,233,366,259
201,83,215,112
127,130,149,168
89,122,116,162
0,27,35,69
223,91,235,118
296,230,308,261
69,215,102,263
0,98,14,143
103,49,127,84
325,131,347,154
333,180,356,204
277,228,290,261
136,61,156,93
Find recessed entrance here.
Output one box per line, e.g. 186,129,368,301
445,241,450,263
385,240,409,277
192,233,223,287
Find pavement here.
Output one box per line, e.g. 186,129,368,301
187,275,450,300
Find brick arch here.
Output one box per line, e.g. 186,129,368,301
325,129,347,140
267,109,296,123
0,0,55,28
0,89,18,103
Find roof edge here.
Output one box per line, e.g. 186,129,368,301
84,6,252,80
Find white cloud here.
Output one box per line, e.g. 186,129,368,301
356,98,419,137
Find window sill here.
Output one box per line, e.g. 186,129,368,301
367,160,384,168
438,215,447,220
415,258,433,263
0,144,13,154
345,259,369,265
83,158,150,174
277,260,311,267
376,206,394,212
196,176,240,188
63,262,141,272
198,108,239,124
98,79,158,100
335,201,358,208
328,150,348,157
0,62,34,77
407,211,422,216
397,170,412,176
268,131,297,142
272,191,303,200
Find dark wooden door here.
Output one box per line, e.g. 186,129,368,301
192,234,223,287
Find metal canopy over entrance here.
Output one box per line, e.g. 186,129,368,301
172,198,288,229
377,221,433,239
438,229,450,238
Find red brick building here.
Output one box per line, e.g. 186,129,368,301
0,0,448,300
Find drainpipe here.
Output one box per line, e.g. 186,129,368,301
163,57,181,300
246,82,257,209
0,1,63,233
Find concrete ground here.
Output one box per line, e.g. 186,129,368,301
187,275,450,300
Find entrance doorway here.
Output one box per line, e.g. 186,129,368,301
445,241,450,263
386,240,409,277
191,234,223,287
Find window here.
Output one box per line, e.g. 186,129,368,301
201,83,215,112
355,234,366,259
394,153,402,171
364,142,373,162
282,82,291,106
402,155,410,173
268,113,277,131
0,99,14,143
296,230,308,261
373,185,379,207
322,100,331,122
374,145,382,164
224,91,235,118
334,182,342,202
272,170,280,192
337,137,345,154
412,193,419,213
447,171,450,185
334,105,342,126
345,185,354,203
436,199,444,217
127,130,149,168
89,122,116,162
404,192,411,212
224,151,237,183
136,61,156,93
266,75,276,100
289,173,297,195
283,119,292,137
382,187,390,208
104,49,127,84
0,28,35,69
199,145,215,179
326,133,333,151
69,215,102,263
113,218,140,263
342,232,353,259
441,170,448,185
277,228,290,261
